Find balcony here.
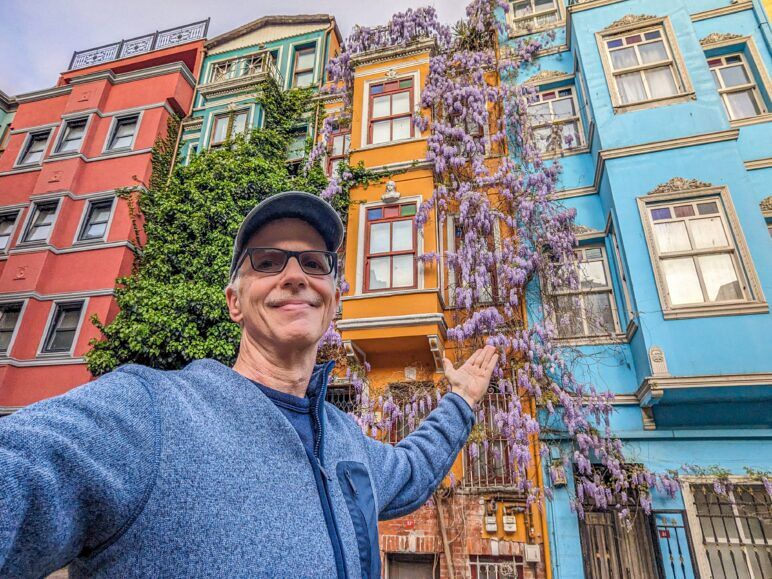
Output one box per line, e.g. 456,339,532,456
67,20,209,71
198,52,284,99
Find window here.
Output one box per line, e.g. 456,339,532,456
601,24,688,108
0,212,19,251
368,78,414,145
470,556,524,579
54,118,87,154
327,124,350,176
549,246,619,339
708,53,765,121
365,202,417,292
18,130,50,165
0,123,11,152
463,387,517,488
292,46,316,88
287,125,308,162
510,0,560,33
209,110,249,148
326,382,356,414
685,483,771,579
386,554,440,579
106,115,139,151
528,86,584,154
42,301,84,354
0,302,22,355
579,511,659,578
21,201,58,244
77,198,113,242
384,381,433,444
208,52,270,83
646,199,747,307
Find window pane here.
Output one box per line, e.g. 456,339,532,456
0,305,21,332
372,95,391,118
392,91,411,115
211,116,229,144
662,258,704,305
514,1,532,17
654,221,691,252
645,66,678,99
331,135,345,156
552,97,575,120
58,121,86,153
699,254,742,302
48,329,75,352
296,49,315,70
528,102,551,123
232,111,248,135
697,202,719,215
59,308,82,329
369,222,390,253
638,40,668,64
585,292,615,334
391,220,413,251
616,72,647,104
22,134,49,164
371,120,391,144
651,207,671,221
726,90,760,120
579,260,607,289
110,117,138,149
533,126,552,152
368,257,390,289
401,204,416,217
392,117,411,141
673,205,695,218
691,217,728,249
610,46,639,70
555,295,584,337
367,208,383,221
534,0,554,12
719,64,750,88
294,70,314,88
392,254,414,287
561,122,580,149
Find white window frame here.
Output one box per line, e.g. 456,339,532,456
0,300,27,357
73,196,116,244
527,85,586,157
103,112,141,153
19,199,61,245
37,299,88,358
355,195,424,296
707,52,767,121
14,129,53,167
360,70,421,150
547,243,622,340
0,210,21,254
637,185,766,319
596,17,693,113
606,215,636,328
508,0,563,37
52,115,91,156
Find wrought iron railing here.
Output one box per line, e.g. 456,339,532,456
205,51,284,87
68,19,209,71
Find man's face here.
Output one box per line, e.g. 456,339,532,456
225,218,340,353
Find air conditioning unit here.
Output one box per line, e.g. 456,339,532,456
524,544,541,563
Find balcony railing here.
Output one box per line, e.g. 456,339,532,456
68,20,209,71
200,51,284,93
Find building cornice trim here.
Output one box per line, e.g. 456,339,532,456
0,357,86,368
744,157,772,171
337,312,447,331
350,38,436,68
0,288,115,301
691,0,753,22
5,240,135,258
636,372,772,406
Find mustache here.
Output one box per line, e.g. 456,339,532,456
266,295,324,307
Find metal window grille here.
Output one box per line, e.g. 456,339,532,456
384,382,434,445
690,483,772,578
469,555,524,579
326,383,356,414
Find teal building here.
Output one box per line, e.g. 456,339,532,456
0,90,16,154
179,14,341,166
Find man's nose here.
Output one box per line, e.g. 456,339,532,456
280,255,308,286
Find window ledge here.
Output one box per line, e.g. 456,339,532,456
354,136,427,153
47,151,82,161
662,301,768,319
72,237,108,247
553,332,629,346
729,112,772,128
613,91,695,115
508,21,566,40
8,163,42,173
36,352,74,360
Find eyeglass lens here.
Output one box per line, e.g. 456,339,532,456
248,248,334,275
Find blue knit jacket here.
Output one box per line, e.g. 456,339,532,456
0,359,475,578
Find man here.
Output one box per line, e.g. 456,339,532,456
0,191,498,578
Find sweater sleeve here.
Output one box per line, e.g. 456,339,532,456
0,369,159,577
362,392,475,520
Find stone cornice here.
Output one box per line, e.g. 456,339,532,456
700,32,744,47
691,0,753,22
350,38,436,69
602,14,659,32
524,69,573,86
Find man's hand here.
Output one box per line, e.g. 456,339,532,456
442,345,499,409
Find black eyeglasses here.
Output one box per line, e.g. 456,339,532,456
237,247,337,276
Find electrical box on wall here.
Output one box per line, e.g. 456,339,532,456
502,506,517,533
524,544,541,563
484,499,498,533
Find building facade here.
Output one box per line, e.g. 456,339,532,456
179,14,341,167
0,90,16,154
500,0,772,577
0,21,206,411
328,37,550,579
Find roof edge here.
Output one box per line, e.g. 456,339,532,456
207,14,336,49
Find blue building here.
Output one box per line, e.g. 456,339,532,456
179,14,341,168
501,1,772,577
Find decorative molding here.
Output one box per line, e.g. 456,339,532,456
0,357,86,368
341,288,439,302
760,196,772,216
428,335,444,373
554,185,596,199
567,0,626,14
699,32,744,47
648,177,713,196
350,38,436,68
603,14,658,32
0,288,114,302
533,44,569,58
648,346,670,378
524,70,572,86
573,224,604,240
691,0,753,22
636,372,772,407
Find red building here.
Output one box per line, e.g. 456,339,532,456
0,21,207,412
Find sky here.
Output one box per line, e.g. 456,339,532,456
0,0,469,95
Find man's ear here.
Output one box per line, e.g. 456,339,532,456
225,284,243,324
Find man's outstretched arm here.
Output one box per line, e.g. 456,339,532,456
0,370,158,577
362,345,499,520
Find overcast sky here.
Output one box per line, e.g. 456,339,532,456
0,0,469,95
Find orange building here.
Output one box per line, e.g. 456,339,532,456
0,22,206,410
321,39,550,579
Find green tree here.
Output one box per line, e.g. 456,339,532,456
86,79,333,374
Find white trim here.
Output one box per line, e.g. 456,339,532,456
50,113,93,157
0,288,114,301
355,194,424,296
9,121,62,136
360,70,421,149
17,198,61,247
336,312,446,331
352,58,430,79
36,298,90,358
102,110,143,154
0,357,86,367
0,299,28,357
606,214,635,324
5,240,135,258
13,128,54,168
0,208,23,255
72,195,116,245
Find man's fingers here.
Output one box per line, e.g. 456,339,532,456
483,350,498,374
442,357,455,374
466,349,482,368
478,345,497,369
